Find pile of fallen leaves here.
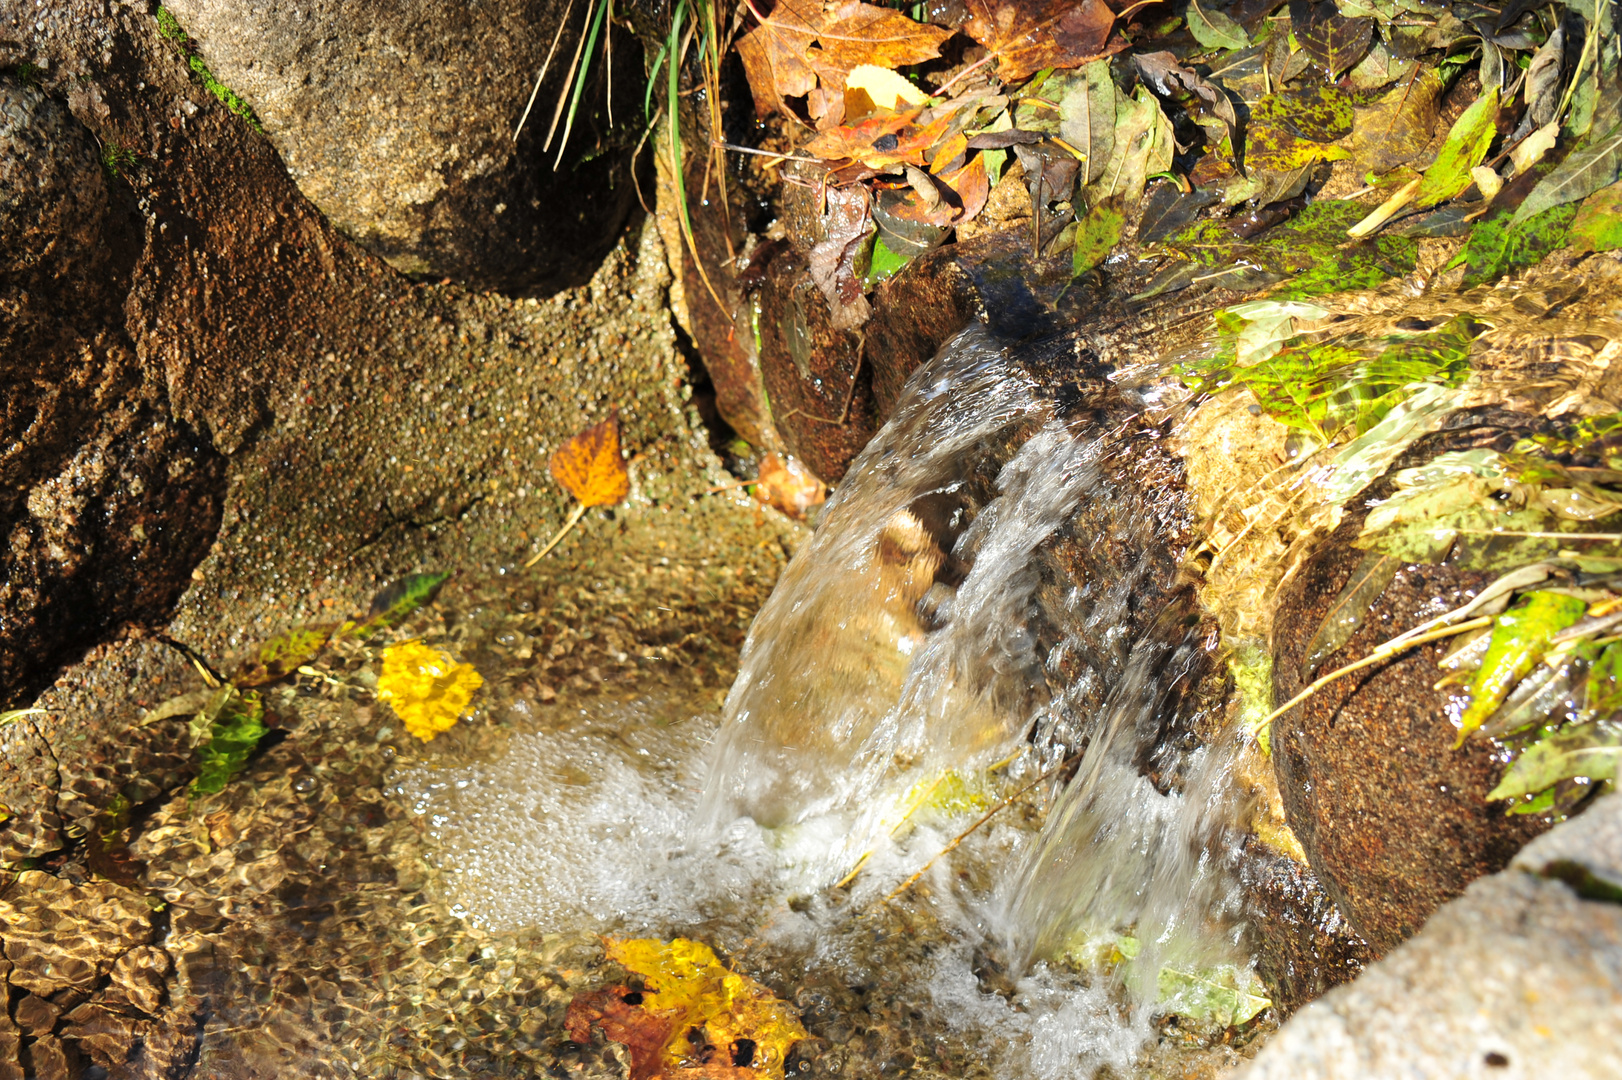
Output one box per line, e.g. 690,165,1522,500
728,0,1620,326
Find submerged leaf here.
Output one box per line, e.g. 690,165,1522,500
551,411,631,508
235,626,333,686
1570,180,1622,252
1245,87,1354,172
1454,201,1578,289
1305,553,1402,673
1488,720,1622,801
1072,201,1125,274
1157,966,1272,1027
589,938,810,1080
192,688,266,796
1459,591,1588,746
376,640,483,742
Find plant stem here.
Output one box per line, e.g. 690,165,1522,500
525,502,589,567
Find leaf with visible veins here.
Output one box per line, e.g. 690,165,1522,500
963,0,1122,82
550,412,630,508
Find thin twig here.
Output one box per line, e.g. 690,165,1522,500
712,140,823,164
524,503,589,568
544,0,596,153
881,755,1075,905
514,0,576,142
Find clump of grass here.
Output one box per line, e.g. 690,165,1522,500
101,142,139,181
155,5,263,132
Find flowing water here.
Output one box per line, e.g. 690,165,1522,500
396,324,1268,1077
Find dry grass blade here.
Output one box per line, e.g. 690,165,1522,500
513,0,576,142
1256,615,1494,734
524,502,589,567
880,755,1075,905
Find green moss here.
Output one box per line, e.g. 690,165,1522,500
156,6,264,132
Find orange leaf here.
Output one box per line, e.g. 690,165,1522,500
930,132,969,174
809,3,954,78
549,412,630,508
940,153,990,222
963,0,1122,82
804,109,955,170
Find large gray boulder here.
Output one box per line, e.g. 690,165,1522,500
1239,793,1622,1079
161,0,644,293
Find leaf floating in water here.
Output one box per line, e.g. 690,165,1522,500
567,938,809,1080
192,688,267,795
1570,180,1622,252
1458,591,1588,746
376,640,483,742
1304,553,1402,675
1488,720,1622,802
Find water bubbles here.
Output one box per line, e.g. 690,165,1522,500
495,629,521,647
292,775,318,794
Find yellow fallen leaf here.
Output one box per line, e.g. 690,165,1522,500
376,640,483,741
844,63,929,118
605,938,808,1079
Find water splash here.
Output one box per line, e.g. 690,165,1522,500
694,325,1104,878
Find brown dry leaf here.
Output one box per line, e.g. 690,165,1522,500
808,184,876,328
963,0,1121,83
809,3,955,80
549,412,630,508
1349,68,1445,177
735,0,951,123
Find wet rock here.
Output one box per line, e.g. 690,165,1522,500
161,0,644,293
0,75,226,711
1272,421,1553,956
1238,843,1373,1014
0,872,156,997
1238,792,1622,1079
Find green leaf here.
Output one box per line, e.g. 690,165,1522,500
866,234,911,286
1414,88,1500,209
1187,0,1250,50
1072,202,1125,275
1570,180,1622,252
1291,0,1375,77
1488,720,1622,801
1460,591,1589,746
1304,553,1401,673
192,688,267,796
1511,119,1622,226
1156,966,1272,1027
1453,201,1578,289
1587,641,1622,719
340,571,452,643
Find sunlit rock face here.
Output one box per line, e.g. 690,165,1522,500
162,0,644,293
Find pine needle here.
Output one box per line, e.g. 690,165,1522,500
524,502,588,567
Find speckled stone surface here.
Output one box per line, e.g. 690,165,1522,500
1239,794,1622,1080
160,0,644,292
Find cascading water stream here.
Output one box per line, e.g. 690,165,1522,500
397,321,1270,1077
